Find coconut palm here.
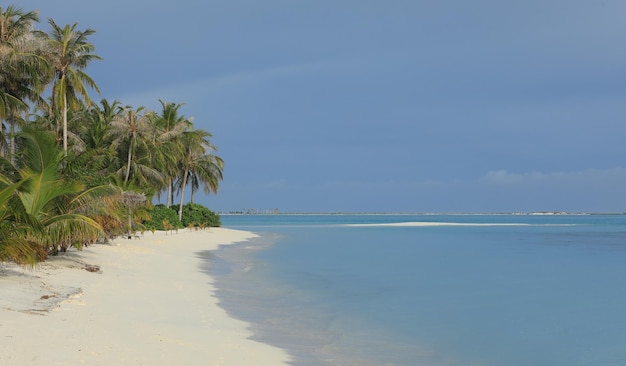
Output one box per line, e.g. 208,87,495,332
0,5,49,159
176,129,223,221
60,99,120,188
0,6,38,116
187,151,224,203
150,100,192,206
108,105,163,189
13,128,105,255
39,19,101,154
0,174,40,264
82,98,121,150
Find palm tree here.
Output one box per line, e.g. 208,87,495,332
150,100,191,206
107,175,148,239
188,151,224,203
176,129,223,221
108,105,163,188
59,99,120,188
40,19,101,154
0,174,40,265
82,98,121,150
0,6,37,116
13,128,106,255
0,5,49,159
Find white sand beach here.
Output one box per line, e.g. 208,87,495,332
0,228,291,366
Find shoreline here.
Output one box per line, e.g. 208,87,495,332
0,228,291,365
207,232,351,365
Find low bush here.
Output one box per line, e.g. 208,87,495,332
144,204,182,231
176,203,221,228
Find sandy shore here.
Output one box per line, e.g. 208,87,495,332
0,228,291,366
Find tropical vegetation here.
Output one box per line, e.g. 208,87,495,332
0,5,223,265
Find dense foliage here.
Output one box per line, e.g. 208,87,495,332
0,5,224,264
178,203,221,228
143,205,182,231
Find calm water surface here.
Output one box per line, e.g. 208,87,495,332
206,214,626,365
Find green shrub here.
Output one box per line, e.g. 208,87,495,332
144,204,182,230
175,203,221,228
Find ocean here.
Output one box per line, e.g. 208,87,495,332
207,214,626,365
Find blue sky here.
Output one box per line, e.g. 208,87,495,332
17,0,626,212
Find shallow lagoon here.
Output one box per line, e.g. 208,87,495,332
210,214,626,365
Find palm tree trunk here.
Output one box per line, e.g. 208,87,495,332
178,168,189,222
166,179,171,206
63,97,68,155
9,114,15,164
128,206,133,238
124,138,133,183
169,181,175,207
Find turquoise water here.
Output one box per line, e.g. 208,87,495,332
208,214,626,365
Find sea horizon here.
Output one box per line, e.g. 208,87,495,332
218,211,624,216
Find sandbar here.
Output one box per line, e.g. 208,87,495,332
344,222,530,227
